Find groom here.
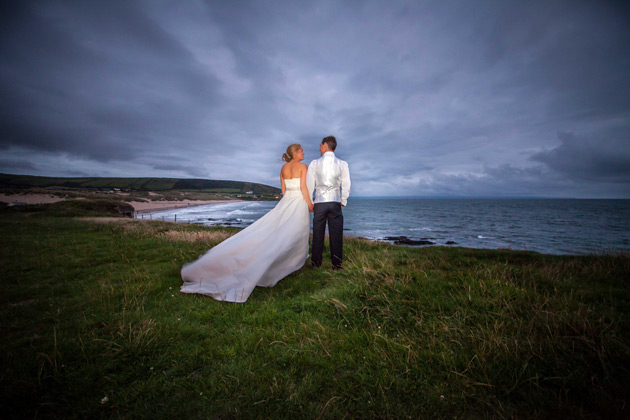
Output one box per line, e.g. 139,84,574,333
306,136,351,270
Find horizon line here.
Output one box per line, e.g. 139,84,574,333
349,196,630,200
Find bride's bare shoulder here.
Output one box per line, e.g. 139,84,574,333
280,163,290,177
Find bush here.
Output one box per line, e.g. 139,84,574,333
1,199,134,217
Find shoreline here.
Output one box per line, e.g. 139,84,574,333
0,192,249,214
131,199,246,213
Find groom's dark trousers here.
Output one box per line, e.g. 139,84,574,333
312,202,343,269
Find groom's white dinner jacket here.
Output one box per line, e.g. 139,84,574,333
306,151,351,206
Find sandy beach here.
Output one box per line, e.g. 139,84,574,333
0,193,242,213
130,199,241,213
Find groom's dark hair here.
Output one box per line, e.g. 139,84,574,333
322,136,337,151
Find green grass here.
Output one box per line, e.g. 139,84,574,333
1,205,629,419
201,188,243,193
0,187,256,203
1,199,136,217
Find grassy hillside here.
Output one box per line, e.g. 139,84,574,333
1,204,629,419
0,173,281,196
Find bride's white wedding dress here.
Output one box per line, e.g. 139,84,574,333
181,178,310,302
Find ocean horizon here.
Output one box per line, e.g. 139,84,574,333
143,198,630,256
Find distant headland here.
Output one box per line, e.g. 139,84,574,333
0,173,281,212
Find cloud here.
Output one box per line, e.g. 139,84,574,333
0,157,38,173
0,1,222,161
532,132,630,183
0,0,628,197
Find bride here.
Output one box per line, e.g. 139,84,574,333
181,144,314,302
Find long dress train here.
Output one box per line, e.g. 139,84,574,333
180,178,309,302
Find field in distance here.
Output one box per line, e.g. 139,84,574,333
0,173,281,202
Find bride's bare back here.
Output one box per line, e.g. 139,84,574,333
280,145,313,212
281,160,306,179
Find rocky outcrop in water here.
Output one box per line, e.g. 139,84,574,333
384,236,436,246
381,236,460,246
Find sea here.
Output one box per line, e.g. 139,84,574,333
141,198,630,255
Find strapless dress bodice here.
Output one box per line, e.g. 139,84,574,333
283,178,302,197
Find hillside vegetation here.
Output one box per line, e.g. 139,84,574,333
0,173,280,196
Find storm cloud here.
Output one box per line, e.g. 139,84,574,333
1,0,629,197
532,132,630,182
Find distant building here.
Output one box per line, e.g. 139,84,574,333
8,201,27,206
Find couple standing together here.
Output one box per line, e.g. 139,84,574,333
181,136,351,303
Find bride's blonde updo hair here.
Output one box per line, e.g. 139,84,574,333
282,143,302,162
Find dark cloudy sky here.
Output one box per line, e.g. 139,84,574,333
1,0,629,197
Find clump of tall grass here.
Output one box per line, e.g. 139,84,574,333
81,217,237,244
158,229,234,243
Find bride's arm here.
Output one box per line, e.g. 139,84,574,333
280,169,286,195
300,164,314,211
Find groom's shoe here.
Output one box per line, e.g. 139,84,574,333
332,264,343,271
311,262,321,268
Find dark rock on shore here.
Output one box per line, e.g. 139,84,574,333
445,241,458,245
384,236,436,246
401,239,436,245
